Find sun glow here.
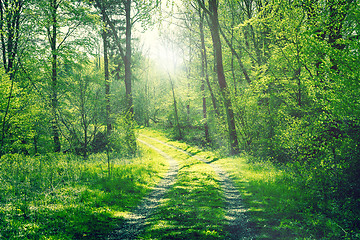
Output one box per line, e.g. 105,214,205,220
140,28,182,75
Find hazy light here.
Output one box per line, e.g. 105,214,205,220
139,27,182,75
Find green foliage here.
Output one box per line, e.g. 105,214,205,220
217,2,360,233
108,113,137,157
61,63,105,157
0,68,47,156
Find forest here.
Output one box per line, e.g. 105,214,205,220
0,0,359,239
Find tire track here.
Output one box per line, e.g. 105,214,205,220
139,134,254,240
107,139,179,240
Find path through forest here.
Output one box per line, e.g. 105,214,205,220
107,134,253,239
107,139,179,239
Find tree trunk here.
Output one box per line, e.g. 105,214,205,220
168,72,182,139
50,0,61,152
124,0,137,153
79,78,88,159
328,0,348,72
219,27,251,84
199,7,210,142
208,0,239,155
125,0,133,115
0,0,23,157
102,19,111,137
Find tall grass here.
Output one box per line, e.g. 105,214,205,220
0,145,167,239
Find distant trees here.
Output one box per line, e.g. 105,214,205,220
0,0,159,157
92,0,159,155
174,0,359,165
36,0,98,154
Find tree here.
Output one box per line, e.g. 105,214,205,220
59,64,103,159
124,0,133,114
198,5,210,142
48,0,61,152
197,0,239,154
36,0,97,152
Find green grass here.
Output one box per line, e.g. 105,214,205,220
216,157,306,239
140,128,360,239
0,144,168,239
8,126,356,239
216,156,360,239
138,134,227,240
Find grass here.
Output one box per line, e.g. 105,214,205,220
138,133,227,240
216,157,307,239
216,156,360,239
5,126,357,239
140,128,360,239
0,144,168,239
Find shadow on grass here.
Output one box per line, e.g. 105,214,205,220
35,205,124,240
208,157,220,163
238,176,313,239
0,200,125,240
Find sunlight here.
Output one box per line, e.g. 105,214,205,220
140,28,182,75
136,0,183,75
156,42,182,74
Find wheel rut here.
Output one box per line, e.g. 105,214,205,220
139,134,253,240
107,139,179,240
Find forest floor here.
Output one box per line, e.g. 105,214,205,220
106,130,254,239
2,129,353,239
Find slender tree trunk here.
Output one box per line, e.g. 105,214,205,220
199,7,210,142
80,78,88,159
0,1,6,70
219,27,251,84
0,77,14,157
168,72,182,139
208,0,239,155
102,23,111,136
328,0,348,72
50,0,61,152
124,0,137,153
125,0,133,115
144,59,150,126
197,3,219,117
186,40,191,125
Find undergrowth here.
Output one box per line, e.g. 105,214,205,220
0,145,167,239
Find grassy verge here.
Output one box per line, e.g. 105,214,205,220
138,134,227,240
0,144,167,240
218,156,360,239
217,157,311,239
